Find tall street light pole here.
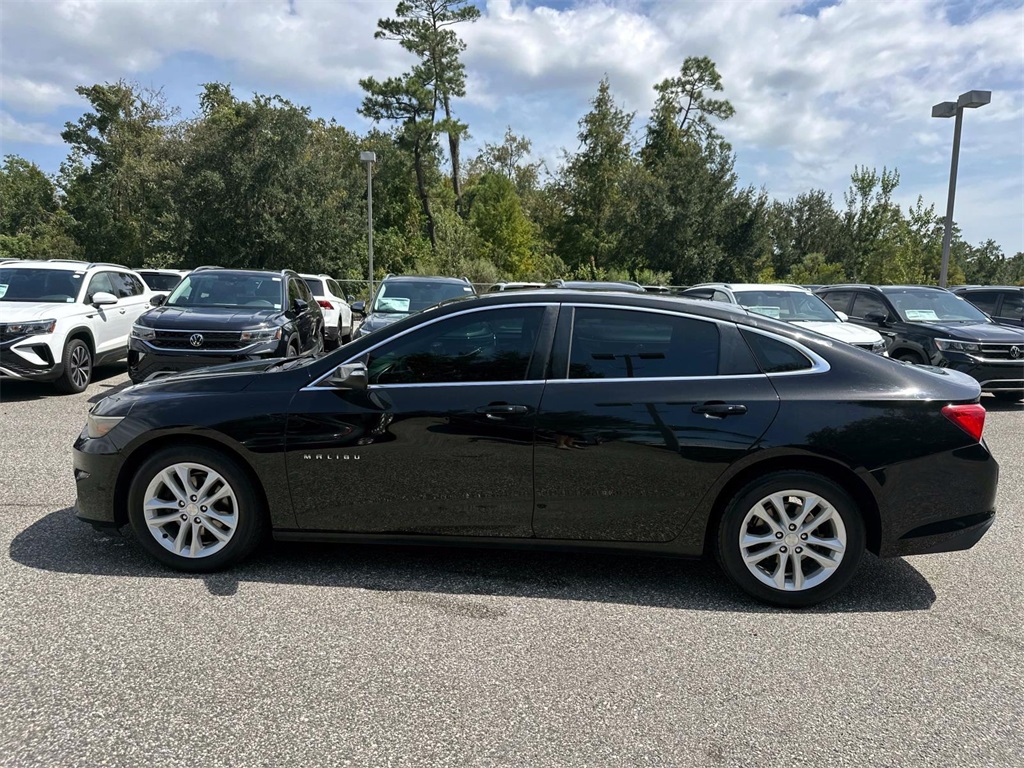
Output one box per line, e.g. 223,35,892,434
931,90,990,288
360,151,377,302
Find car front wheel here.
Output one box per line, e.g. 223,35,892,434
717,471,865,607
127,445,267,572
53,338,92,394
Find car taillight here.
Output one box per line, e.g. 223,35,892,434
941,403,986,442
317,300,333,310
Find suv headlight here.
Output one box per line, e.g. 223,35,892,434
3,319,57,336
131,324,155,340
86,413,124,439
870,339,887,354
240,328,282,342
935,339,981,354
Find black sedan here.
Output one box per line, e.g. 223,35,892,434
74,291,998,607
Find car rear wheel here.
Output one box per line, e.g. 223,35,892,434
53,338,92,394
717,471,865,607
127,446,267,572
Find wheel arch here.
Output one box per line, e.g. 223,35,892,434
65,326,96,357
113,433,270,528
700,454,882,557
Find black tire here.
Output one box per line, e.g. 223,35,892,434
341,333,352,345
53,338,92,394
717,471,866,608
127,445,268,573
286,340,299,357
894,351,925,364
992,391,1023,403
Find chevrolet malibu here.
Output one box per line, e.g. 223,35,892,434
73,291,998,607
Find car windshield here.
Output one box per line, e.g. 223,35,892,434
166,273,283,309
733,290,838,322
140,272,183,292
883,288,990,324
372,280,474,314
0,267,83,303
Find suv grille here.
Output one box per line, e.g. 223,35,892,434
980,343,1024,361
149,329,247,351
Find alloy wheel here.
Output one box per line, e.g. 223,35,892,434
142,462,239,558
738,490,848,591
69,344,91,389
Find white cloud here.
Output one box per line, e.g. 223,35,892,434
0,111,63,146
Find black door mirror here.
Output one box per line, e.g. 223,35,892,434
864,310,889,325
292,298,308,314
351,301,366,316
150,293,167,307
327,362,368,390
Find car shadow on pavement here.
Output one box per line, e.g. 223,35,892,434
10,507,937,614
0,365,127,404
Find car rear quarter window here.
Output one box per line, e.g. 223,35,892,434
740,330,813,373
327,279,344,298
303,278,324,296
567,307,719,379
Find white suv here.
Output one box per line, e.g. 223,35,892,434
0,260,156,393
300,274,353,348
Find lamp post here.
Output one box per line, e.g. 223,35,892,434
931,90,990,288
359,151,377,302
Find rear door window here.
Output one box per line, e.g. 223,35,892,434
820,291,853,314
850,292,889,319
567,307,719,379
740,330,814,373
962,291,1000,316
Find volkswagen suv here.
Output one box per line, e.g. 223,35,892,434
128,267,324,382
0,259,155,393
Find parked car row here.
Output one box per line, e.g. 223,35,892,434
0,260,354,392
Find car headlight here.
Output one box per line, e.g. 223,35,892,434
2,319,56,336
131,323,156,340
239,328,282,342
871,339,887,354
86,413,124,439
935,339,980,353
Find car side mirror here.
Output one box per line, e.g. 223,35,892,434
346,294,356,304
835,311,849,322
327,362,367,390
351,301,366,316
150,293,167,307
863,310,889,325
91,291,118,307
292,298,308,314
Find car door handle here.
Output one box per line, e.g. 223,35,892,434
475,404,530,419
119,309,127,314
692,402,747,418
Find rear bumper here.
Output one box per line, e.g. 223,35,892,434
876,442,999,557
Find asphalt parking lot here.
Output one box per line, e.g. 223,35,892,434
1,366,1022,767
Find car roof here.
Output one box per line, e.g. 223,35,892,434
691,283,811,293
382,275,470,284
0,260,131,272
189,268,289,279
952,285,1023,291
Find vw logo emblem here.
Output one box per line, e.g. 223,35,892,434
1011,346,1022,360
189,333,204,348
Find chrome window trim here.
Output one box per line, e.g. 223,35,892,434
300,300,830,392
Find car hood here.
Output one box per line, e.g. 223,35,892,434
791,320,883,344
138,306,282,329
0,302,84,321
918,321,1024,342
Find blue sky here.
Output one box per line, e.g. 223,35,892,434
2,0,1022,254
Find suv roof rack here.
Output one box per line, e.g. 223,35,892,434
45,259,129,270
192,265,225,272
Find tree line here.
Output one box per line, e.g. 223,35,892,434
1,0,1021,288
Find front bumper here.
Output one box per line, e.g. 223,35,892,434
936,354,1024,392
73,430,123,527
0,336,62,382
128,338,281,382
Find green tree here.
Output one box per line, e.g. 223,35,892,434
59,81,178,266
0,156,80,259
788,252,847,285
552,77,636,278
467,173,537,277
